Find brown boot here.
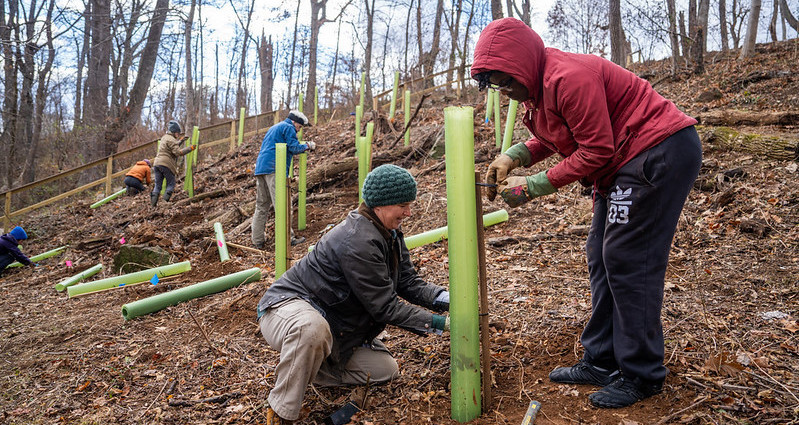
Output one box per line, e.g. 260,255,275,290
266,407,293,425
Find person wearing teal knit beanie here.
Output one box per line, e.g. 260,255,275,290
254,164,449,423
1,226,33,275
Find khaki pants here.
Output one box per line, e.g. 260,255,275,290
259,298,399,420
251,174,295,246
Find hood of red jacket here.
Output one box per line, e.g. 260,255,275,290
471,18,546,103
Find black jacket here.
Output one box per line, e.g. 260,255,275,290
258,205,447,367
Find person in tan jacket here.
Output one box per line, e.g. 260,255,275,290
151,120,195,206
124,159,153,195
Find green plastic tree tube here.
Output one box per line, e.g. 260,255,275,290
90,188,126,209
355,104,363,144
192,125,199,166
54,263,103,292
184,147,194,197
237,107,245,146
213,222,230,262
444,106,481,422
275,143,288,279
484,88,494,123
493,91,501,148
390,71,399,119
7,245,68,268
298,153,307,230
501,99,519,152
404,90,411,146
358,136,366,204
67,261,191,298
121,268,261,320
404,209,509,250
364,122,374,170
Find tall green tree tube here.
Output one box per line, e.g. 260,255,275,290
484,88,494,123
404,209,509,250
364,123,374,170
7,245,68,268
55,263,103,292
90,188,127,209
214,222,230,262
192,125,199,166
493,91,502,148
67,261,192,297
355,104,363,144
501,99,519,152
298,153,307,230
444,106,481,422
390,71,399,119
237,107,245,146
184,146,194,197
275,144,288,278
121,268,262,320
404,90,411,146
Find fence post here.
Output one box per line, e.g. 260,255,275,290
229,121,236,153
4,192,11,229
105,156,114,196
238,107,246,146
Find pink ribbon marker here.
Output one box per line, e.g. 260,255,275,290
65,260,73,267
217,240,224,247
119,237,126,244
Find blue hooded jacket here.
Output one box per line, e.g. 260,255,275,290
0,233,31,266
254,119,310,176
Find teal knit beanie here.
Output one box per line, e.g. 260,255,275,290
362,164,417,208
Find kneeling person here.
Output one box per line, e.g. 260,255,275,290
124,159,152,196
256,164,450,423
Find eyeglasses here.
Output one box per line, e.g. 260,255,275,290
488,76,513,91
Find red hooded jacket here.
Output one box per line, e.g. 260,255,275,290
472,18,697,191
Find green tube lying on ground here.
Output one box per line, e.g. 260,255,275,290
404,209,509,250
121,267,262,320
54,263,103,292
90,188,127,209
67,261,191,297
7,245,68,268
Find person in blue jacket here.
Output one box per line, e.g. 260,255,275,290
0,226,33,275
251,110,316,250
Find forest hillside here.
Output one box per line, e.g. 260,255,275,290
0,39,797,425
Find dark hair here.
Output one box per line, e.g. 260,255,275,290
474,71,494,91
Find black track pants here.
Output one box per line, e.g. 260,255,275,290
581,126,702,382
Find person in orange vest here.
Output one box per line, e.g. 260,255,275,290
124,159,153,196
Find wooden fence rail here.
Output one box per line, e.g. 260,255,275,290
1,65,475,229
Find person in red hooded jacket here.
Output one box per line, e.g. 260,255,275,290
472,18,702,408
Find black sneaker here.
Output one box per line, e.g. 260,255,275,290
254,242,265,250
549,360,619,387
589,375,663,408
290,236,306,246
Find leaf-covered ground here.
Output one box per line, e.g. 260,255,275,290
1,40,797,424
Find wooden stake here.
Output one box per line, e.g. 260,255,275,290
475,171,493,410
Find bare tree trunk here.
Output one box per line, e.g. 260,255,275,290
85,0,111,161
232,0,255,112
694,0,709,73
15,0,44,183
679,11,690,66
512,0,531,26
362,0,376,109
328,20,342,110
0,0,19,189
740,0,762,59
184,0,197,128
768,0,778,40
212,42,220,123
720,0,730,51
780,0,799,32
458,0,475,98
258,33,274,113
609,0,626,66
446,0,463,83
102,0,170,155
404,0,414,77
491,0,503,20
74,2,90,127
418,0,445,89
287,1,301,109
504,0,513,18
666,0,680,73
21,0,56,184
698,0,710,53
